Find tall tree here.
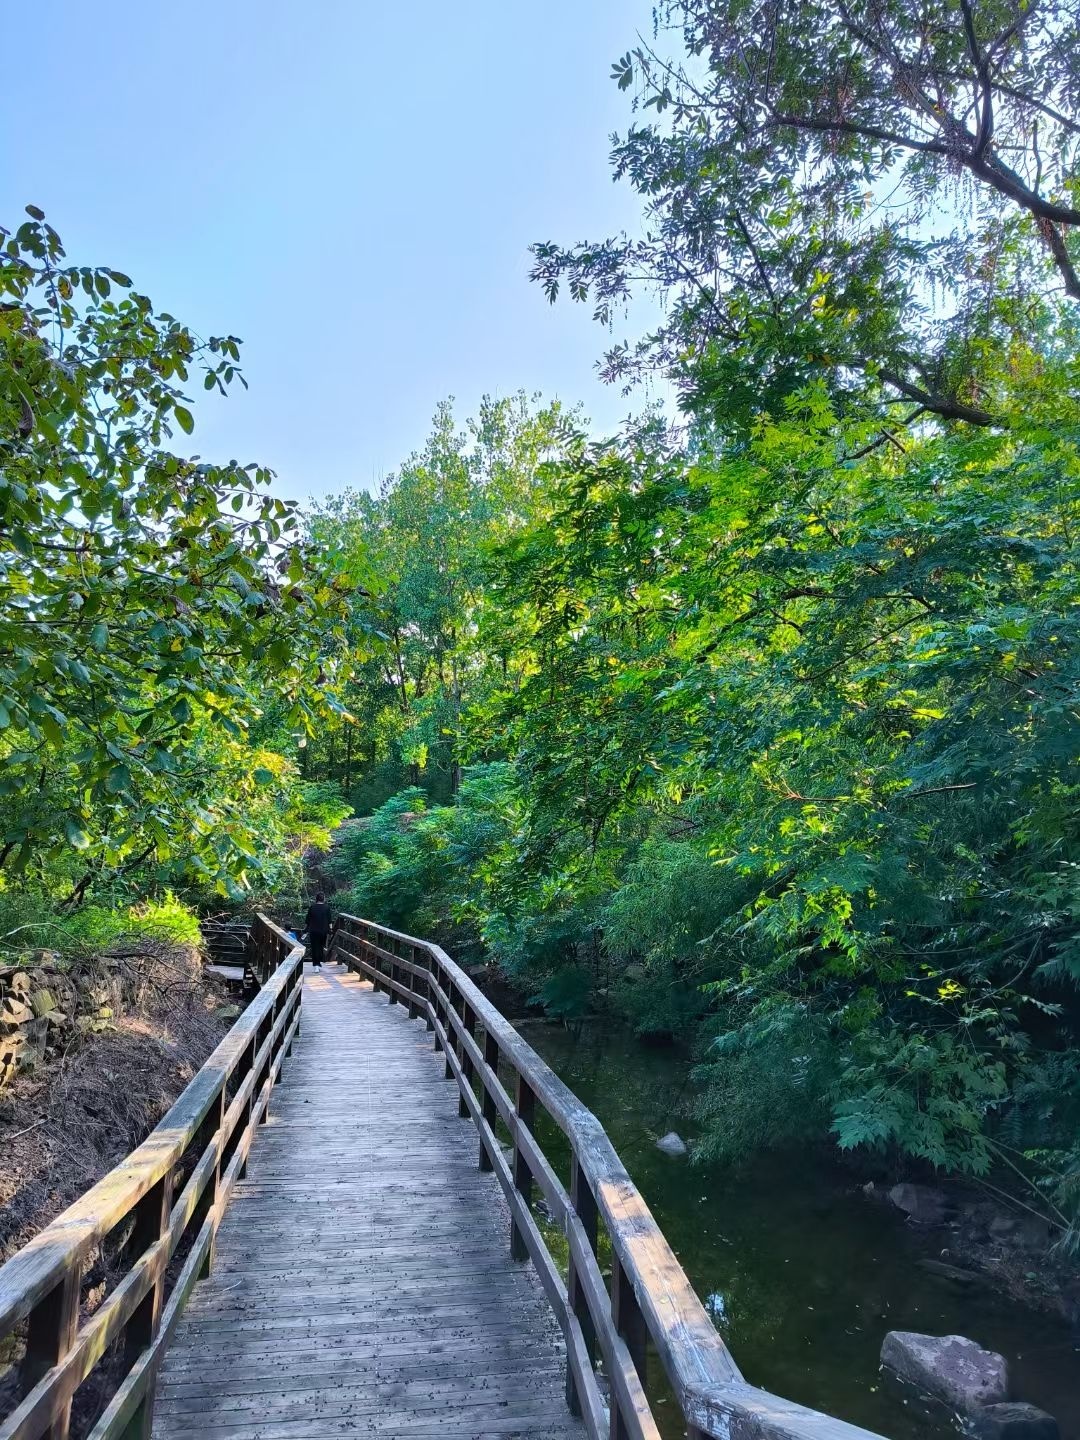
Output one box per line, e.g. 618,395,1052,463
532,0,1080,434
0,210,357,895
309,395,574,800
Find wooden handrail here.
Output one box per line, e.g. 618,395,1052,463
330,913,886,1440
0,914,303,1440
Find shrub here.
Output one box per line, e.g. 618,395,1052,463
0,889,201,962
693,1004,841,1164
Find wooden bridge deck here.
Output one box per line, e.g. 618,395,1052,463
151,962,585,1440
1,914,882,1440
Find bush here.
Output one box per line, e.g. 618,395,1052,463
328,766,605,987
125,892,203,947
603,834,755,1037
0,889,201,962
289,782,353,849
693,1004,842,1164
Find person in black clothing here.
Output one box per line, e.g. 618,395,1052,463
304,893,333,968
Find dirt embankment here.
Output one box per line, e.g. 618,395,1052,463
0,940,231,1264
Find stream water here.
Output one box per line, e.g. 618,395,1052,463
523,1020,1079,1440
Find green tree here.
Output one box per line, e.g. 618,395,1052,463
0,210,358,897
532,0,1080,433
308,394,574,804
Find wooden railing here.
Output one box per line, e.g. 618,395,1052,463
0,914,303,1440
331,913,884,1440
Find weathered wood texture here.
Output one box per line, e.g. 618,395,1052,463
152,965,585,1440
2,909,888,1440
330,915,887,1440
0,915,303,1440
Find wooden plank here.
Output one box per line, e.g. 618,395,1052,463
329,915,889,1440
152,964,584,1440
685,1383,897,1440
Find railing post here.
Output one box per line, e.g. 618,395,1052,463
479,1029,499,1171
237,1033,257,1180
421,950,435,1032
255,1009,273,1124
611,1256,649,1440
444,985,457,1079
406,943,421,1020
294,948,302,1036
566,1154,599,1414
21,1265,82,1440
366,928,381,993
430,960,443,1050
510,1074,535,1261
119,1167,175,1440
386,938,398,1004
197,1089,226,1280
261,990,282,1124
458,1002,476,1118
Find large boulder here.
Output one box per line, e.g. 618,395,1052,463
881,1331,1009,1412
888,1182,948,1225
971,1404,1060,1440
655,1131,688,1157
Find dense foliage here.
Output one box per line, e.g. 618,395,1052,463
304,396,573,808
317,0,1080,1243
6,0,1079,1244
0,211,357,948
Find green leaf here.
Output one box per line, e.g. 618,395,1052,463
64,819,91,850
89,621,109,650
174,404,195,435
105,763,132,793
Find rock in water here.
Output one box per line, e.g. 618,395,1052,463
880,1331,1009,1411
971,1404,1059,1440
656,1131,688,1157
888,1182,948,1225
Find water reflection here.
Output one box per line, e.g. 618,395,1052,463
523,1020,1079,1440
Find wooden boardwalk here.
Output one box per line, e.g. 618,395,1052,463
152,962,585,1440
0,914,883,1440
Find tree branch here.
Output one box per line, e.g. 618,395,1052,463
959,0,994,158
1035,216,1080,300
877,369,995,426
730,209,777,304
769,110,953,158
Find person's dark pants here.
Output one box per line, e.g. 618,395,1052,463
309,933,327,967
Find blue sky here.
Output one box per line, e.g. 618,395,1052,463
2,1,661,501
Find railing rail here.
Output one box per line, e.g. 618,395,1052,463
330,913,885,1440
0,914,303,1440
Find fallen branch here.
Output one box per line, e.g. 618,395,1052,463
6,1117,45,1143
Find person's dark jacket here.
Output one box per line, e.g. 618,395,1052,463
304,902,332,938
